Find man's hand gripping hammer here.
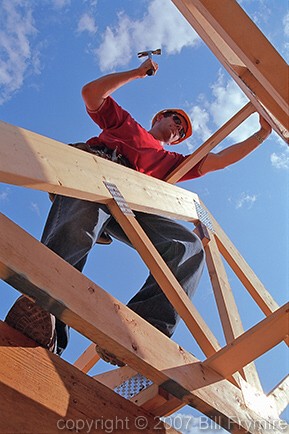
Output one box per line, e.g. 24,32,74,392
137,48,161,76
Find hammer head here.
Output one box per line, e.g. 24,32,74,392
137,48,161,58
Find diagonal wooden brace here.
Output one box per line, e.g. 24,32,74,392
104,181,221,358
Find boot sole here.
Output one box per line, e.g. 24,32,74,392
5,296,56,351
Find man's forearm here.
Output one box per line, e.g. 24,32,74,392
82,58,157,111
200,126,271,174
82,69,142,111
216,128,270,166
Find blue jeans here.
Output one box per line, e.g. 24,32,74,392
41,195,205,355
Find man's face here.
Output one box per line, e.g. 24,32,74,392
157,112,187,144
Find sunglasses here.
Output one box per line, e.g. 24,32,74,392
163,112,186,139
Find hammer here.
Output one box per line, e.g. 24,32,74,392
137,48,161,76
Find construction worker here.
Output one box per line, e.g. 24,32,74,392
5,58,272,365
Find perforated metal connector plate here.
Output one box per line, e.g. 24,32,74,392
104,181,135,216
114,373,153,399
194,200,215,232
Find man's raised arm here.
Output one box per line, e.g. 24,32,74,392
199,116,272,175
81,59,158,112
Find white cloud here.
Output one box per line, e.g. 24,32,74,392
209,72,248,128
0,0,40,105
30,202,40,216
77,13,97,34
270,152,289,170
51,0,71,9
187,71,260,151
283,12,289,36
233,192,257,210
95,0,199,71
270,137,289,170
95,13,133,70
189,105,212,142
0,188,9,201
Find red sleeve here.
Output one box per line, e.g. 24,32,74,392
86,96,130,130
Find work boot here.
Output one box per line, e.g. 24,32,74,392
95,344,126,367
5,295,56,352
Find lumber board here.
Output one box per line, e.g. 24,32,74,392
200,201,280,317
268,376,289,416
130,384,184,416
0,120,200,222
171,0,289,143
0,321,180,434
107,199,221,357
73,342,100,373
204,303,289,378
93,366,138,390
205,233,263,392
165,102,255,183
190,0,288,111
94,368,185,416
0,213,286,434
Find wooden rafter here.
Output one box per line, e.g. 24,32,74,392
1,1,288,430
204,302,288,378
93,366,138,389
171,0,289,143
1,121,287,430
106,195,221,358
73,342,100,373
0,212,286,433
165,102,255,183
268,376,289,416
0,120,200,222
200,200,282,318
93,367,185,416
204,233,263,391
0,321,179,434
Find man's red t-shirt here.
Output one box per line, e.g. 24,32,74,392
86,96,204,182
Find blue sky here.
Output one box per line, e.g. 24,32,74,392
0,0,288,432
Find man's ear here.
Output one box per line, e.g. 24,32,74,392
155,113,163,123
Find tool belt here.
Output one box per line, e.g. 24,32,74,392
69,142,132,168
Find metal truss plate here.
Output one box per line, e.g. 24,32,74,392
194,200,215,233
114,373,153,399
104,181,135,216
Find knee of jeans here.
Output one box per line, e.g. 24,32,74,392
185,233,205,265
181,230,204,251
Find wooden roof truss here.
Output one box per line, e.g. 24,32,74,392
0,1,288,433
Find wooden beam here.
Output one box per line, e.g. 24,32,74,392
131,384,185,416
0,120,200,222
200,200,280,317
191,0,288,112
93,366,138,390
0,321,179,434
204,303,289,378
171,0,289,143
94,368,185,416
268,375,289,416
165,102,255,183
73,342,100,373
106,197,221,358
0,213,284,433
205,233,263,391
205,234,246,343
106,194,239,387
75,222,211,377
